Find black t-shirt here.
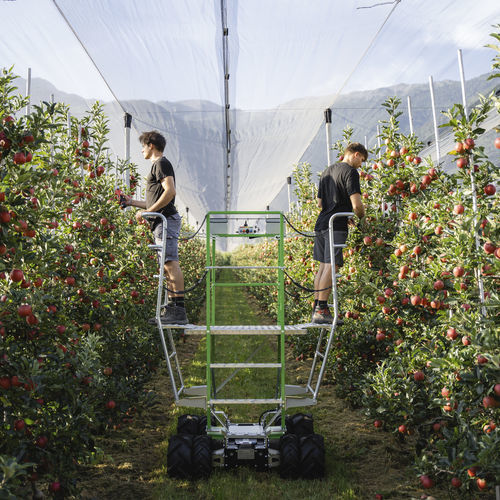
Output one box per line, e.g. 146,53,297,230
314,162,361,232
145,156,178,229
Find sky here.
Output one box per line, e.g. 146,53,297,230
0,0,498,110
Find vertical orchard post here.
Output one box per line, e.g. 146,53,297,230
287,176,292,213
324,108,332,166
376,124,381,149
124,112,132,189
185,206,189,226
25,67,31,116
428,75,441,164
457,49,468,117
407,95,414,135
50,94,55,163
77,125,84,180
456,51,486,315
67,112,71,137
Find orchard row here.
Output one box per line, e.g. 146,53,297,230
232,92,499,496
0,68,205,498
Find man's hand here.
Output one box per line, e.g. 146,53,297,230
135,210,144,223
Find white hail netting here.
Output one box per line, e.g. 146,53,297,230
0,0,499,225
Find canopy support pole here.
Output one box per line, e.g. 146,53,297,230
324,108,332,166
287,177,292,213
25,67,31,116
428,75,440,164
457,50,486,316
407,96,414,135
124,112,132,190
220,0,231,211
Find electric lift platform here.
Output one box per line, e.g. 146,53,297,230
142,210,352,480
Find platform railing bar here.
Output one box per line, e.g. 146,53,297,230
210,363,281,369
206,265,283,269
209,399,282,405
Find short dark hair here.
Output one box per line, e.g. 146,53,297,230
139,131,166,152
345,142,368,160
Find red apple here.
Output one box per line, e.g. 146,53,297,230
419,475,434,488
463,138,475,149
476,478,487,490
483,396,499,408
433,280,444,290
483,242,495,254
484,184,496,196
446,328,458,340
9,269,24,282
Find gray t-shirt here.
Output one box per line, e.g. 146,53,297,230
314,162,361,232
145,156,177,229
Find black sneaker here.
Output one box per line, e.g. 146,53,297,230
162,305,188,325
149,305,173,325
312,306,333,324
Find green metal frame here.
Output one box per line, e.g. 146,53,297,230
205,211,286,438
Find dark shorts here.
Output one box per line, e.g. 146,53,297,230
313,229,348,267
153,213,181,262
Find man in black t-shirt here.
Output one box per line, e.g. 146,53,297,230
125,131,187,325
311,142,367,324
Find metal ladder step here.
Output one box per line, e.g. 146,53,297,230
286,397,317,408
210,363,281,369
183,385,206,396
168,324,315,335
209,398,282,405
182,384,309,396
285,384,309,396
177,397,206,408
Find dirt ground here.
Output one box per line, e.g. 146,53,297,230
77,333,197,500
75,331,455,500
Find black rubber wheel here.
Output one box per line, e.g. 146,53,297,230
177,414,200,435
286,413,314,436
197,415,208,434
167,434,193,479
299,434,325,479
192,435,212,479
279,434,300,479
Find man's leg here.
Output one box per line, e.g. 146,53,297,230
164,260,184,298
161,215,188,324
317,263,332,301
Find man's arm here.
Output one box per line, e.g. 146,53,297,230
127,199,147,209
350,192,365,219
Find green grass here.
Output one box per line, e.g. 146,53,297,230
153,269,362,499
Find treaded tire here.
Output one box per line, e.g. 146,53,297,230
167,434,193,479
197,415,208,434
177,414,200,435
279,434,300,479
192,435,212,479
299,434,325,479
286,413,314,436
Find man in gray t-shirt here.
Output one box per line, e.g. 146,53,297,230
311,142,367,324
125,130,188,325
